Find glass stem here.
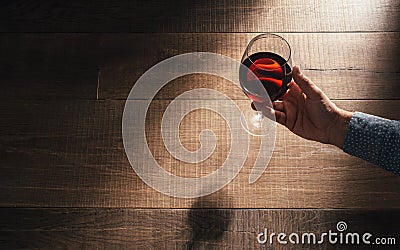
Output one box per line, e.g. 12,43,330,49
256,111,264,120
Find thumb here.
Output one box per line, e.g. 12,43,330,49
292,66,322,99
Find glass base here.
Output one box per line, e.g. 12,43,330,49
240,108,269,136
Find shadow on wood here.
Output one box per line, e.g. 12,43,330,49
187,193,233,249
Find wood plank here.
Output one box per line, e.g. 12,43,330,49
97,33,400,100
0,34,99,100
1,99,399,208
0,0,399,32
1,208,399,249
2,33,399,100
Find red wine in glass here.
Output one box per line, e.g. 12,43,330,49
239,33,292,136
240,51,292,102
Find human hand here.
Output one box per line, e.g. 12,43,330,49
255,66,353,148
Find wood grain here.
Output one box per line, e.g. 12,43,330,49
1,99,399,208
0,34,100,100
97,32,400,100
1,208,399,249
2,0,400,248
0,0,399,32
2,33,398,100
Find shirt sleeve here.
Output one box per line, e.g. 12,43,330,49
343,112,400,175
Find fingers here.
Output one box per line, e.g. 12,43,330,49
250,102,257,111
272,101,284,112
252,102,275,121
292,66,322,99
274,110,286,125
252,101,286,125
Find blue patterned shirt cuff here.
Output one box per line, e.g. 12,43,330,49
343,112,400,175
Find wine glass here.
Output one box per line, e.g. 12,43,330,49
239,33,292,136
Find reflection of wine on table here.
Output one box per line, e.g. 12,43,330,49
240,52,292,102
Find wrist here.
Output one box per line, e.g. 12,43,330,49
329,108,354,149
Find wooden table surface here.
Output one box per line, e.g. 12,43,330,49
1,0,400,249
